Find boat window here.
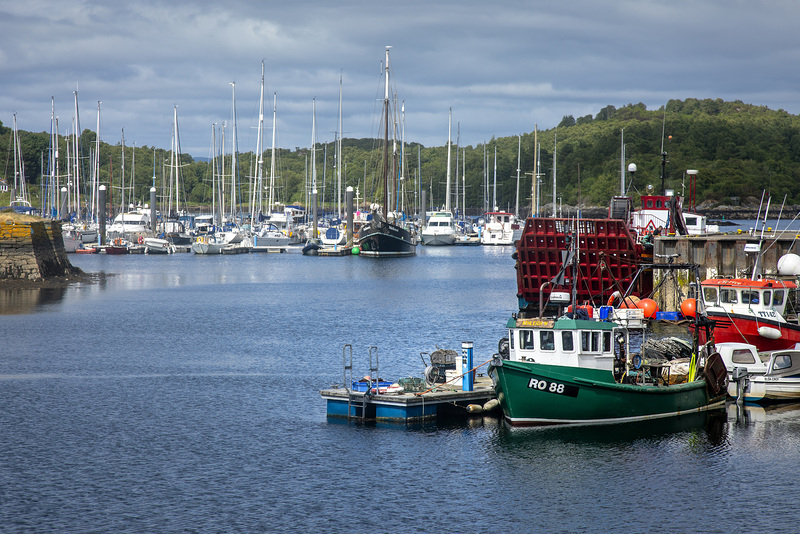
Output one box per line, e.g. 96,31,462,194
685,216,697,226
540,331,555,351
509,330,515,349
603,332,611,352
763,290,772,306
703,287,718,305
720,289,738,304
774,290,785,306
562,331,574,352
656,200,662,208
773,354,792,371
742,291,759,305
520,330,535,350
731,349,756,364
581,331,600,352
646,200,654,208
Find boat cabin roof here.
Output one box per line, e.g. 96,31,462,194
702,278,796,290
767,350,800,377
510,316,616,331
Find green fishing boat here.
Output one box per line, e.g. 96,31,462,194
490,224,727,426
490,355,726,426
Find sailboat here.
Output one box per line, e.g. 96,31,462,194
357,47,417,257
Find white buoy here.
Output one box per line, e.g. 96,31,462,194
778,254,800,276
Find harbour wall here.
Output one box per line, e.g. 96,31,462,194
652,233,800,310
0,218,80,280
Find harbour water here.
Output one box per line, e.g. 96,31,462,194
2,246,800,532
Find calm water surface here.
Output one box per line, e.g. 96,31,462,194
2,246,800,532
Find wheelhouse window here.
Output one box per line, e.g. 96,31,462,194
703,287,718,305
540,331,555,351
763,290,772,306
720,289,738,304
581,331,601,353
603,332,611,352
520,330,535,350
774,290,785,307
742,290,759,305
562,331,574,351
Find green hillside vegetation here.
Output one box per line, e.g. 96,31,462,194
2,98,799,216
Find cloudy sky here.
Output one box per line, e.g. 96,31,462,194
2,0,798,157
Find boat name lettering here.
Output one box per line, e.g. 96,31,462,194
757,311,778,318
517,319,555,328
526,377,579,397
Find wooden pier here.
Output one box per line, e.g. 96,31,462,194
321,376,497,423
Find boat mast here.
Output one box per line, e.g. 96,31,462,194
269,92,277,213
515,134,521,218
445,107,452,213
337,72,343,218
93,101,101,223
311,97,317,206
230,82,238,224
493,144,497,211
552,130,557,217
382,46,390,219
252,60,266,224
73,90,82,219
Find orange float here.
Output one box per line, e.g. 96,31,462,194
681,298,697,318
636,298,659,319
618,295,640,309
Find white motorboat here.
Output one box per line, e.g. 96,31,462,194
421,211,456,246
143,237,173,254
480,211,516,245
718,342,800,402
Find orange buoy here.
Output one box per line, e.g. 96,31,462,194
618,295,640,309
681,298,697,318
637,298,659,319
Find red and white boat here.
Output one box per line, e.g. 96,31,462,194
693,277,800,352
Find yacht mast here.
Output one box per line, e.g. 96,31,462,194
445,107,452,213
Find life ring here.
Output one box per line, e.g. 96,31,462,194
114,238,121,245
197,236,203,243
137,236,144,244
607,291,621,306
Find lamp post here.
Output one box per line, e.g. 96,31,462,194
627,163,637,195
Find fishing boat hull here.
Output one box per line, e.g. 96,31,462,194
697,311,800,352
358,221,416,257
489,359,725,426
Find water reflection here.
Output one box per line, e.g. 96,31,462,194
0,272,113,315
0,286,69,314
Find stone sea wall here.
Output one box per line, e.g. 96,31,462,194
0,219,79,280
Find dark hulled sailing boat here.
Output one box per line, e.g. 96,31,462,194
357,47,417,257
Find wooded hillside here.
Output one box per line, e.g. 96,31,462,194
2,98,799,216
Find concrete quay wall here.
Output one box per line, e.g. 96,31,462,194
652,233,800,310
0,219,79,280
